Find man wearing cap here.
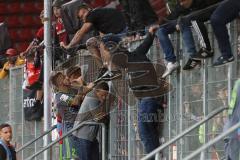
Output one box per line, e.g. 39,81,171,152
0,48,25,79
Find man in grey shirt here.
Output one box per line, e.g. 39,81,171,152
72,82,110,160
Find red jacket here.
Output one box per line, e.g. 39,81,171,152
27,62,41,85
56,18,68,44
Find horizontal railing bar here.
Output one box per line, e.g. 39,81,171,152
26,121,104,160
16,125,57,153
184,121,240,160
141,106,228,160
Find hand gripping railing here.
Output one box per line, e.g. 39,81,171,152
141,106,228,160
16,125,57,153
183,121,240,160
25,121,106,160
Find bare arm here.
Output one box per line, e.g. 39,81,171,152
71,94,84,106
132,25,159,55
63,22,93,49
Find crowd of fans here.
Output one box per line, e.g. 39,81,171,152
0,0,239,159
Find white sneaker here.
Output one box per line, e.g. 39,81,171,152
162,62,179,78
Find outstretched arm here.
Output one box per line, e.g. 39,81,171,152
61,22,93,49
133,25,159,55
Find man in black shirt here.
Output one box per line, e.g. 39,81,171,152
61,4,126,67
0,123,16,160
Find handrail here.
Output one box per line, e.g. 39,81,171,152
16,125,57,153
141,106,228,160
26,121,106,160
184,121,240,160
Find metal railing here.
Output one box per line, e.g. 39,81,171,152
184,121,240,160
16,125,57,153
141,106,228,160
26,121,106,160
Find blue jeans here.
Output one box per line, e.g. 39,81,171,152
59,122,77,159
71,136,99,160
157,21,197,62
138,98,161,159
210,0,240,58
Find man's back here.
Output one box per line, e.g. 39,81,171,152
86,8,126,34
73,91,100,141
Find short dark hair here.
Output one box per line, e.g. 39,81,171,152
95,82,109,92
50,72,63,87
77,3,91,12
66,66,81,78
0,123,11,131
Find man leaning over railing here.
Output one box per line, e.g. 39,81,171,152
211,0,240,66
61,3,127,68
72,82,112,160
158,0,222,78
100,26,170,160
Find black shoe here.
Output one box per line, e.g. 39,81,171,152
94,70,122,84
28,100,43,121
192,48,213,60
213,56,234,67
97,67,108,79
102,70,122,81
183,58,201,70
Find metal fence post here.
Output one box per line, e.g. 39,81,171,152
43,0,52,159
102,124,106,160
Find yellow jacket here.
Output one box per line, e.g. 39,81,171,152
0,57,25,79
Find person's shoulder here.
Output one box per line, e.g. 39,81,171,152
0,144,6,158
84,91,97,100
0,143,5,150
82,91,100,104
16,57,25,65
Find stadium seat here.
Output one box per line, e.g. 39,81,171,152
34,2,43,12
19,29,33,41
15,42,29,52
22,16,35,27
33,16,42,26
0,3,7,14
9,29,19,42
7,3,22,14
22,2,36,13
0,16,4,22
5,16,21,28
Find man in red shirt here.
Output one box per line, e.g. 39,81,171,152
53,0,69,45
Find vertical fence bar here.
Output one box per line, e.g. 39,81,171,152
43,0,52,159
155,152,160,160
202,56,208,159
168,76,172,160
34,122,37,160
102,124,106,160
128,95,132,160
179,29,184,160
